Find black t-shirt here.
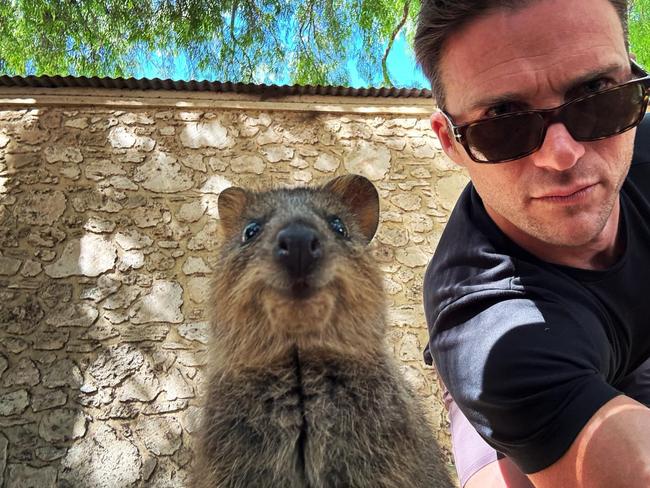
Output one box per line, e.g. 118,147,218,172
423,115,650,474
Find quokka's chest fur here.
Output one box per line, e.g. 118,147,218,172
200,350,440,488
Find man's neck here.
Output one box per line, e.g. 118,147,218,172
485,201,623,271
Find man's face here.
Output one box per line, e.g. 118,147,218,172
431,0,636,261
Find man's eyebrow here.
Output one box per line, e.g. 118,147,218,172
564,63,627,94
465,63,628,115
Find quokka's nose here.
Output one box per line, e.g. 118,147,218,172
275,223,322,279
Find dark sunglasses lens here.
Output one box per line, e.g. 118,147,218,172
565,82,646,140
465,113,544,162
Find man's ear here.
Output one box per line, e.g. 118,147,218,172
431,111,464,166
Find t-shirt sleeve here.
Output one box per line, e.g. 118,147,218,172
430,293,621,474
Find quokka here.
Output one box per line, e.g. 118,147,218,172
194,174,454,488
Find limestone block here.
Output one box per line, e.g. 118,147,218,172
31,389,68,412
147,251,175,271
0,390,29,416
120,112,154,125
71,189,123,213
108,126,136,148
400,364,428,394
0,256,21,276
406,213,435,233
136,415,183,456
44,302,99,328
159,126,175,135
178,321,209,344
18,129,49,145
257,126,283,145
44,234,118,278
64,117,89,129
2,358,40,387
293,170,313,183
14,190,66,226
161,367,195,401
84,216,115,234
0,132,9,148
38,408,87,443
314,153,340,173
376,226,409,248
200,174,232,195
134,151,194,193
231,154,265,174
395,246,431,268
41,358,83,389
436,173,469,210
262,145,294,163
188,220,219,251
245,113,272,127
103,285,143,310
60,423,141,488
59,163,81,179
390,193,422,212
5,464,57,488
32,329,68,351
88,344,144,388
130,280,184,324
207,156,228,172
43,145,83,163
0,354,7,378
81,317,120,341
186,276,211,304
35,445,67,462
182,257,211,275
181,120,233,149
399,332,422,361
182,405,202,434
116,361,161,402
290,157,309,169
119,250,145,271
344,141,391,181
106,176,138,190
115,229,153,250
0,433,6,487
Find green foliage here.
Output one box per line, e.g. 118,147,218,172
0,0,418,86
630,0,650,68
0,0,646,87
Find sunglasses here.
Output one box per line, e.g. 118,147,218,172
442,60,650,163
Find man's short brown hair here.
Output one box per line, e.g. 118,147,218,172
414,0,630,108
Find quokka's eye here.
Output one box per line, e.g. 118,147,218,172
328,216,348,238
242,221,262,243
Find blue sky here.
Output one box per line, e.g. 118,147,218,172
134,30,429,89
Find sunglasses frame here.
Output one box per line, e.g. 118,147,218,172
441,60,650,164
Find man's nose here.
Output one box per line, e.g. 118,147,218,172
530,123,585,171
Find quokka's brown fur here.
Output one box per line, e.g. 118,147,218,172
194,174,454,488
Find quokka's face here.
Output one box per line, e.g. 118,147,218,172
216,175,379,302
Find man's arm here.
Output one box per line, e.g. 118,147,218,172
466,457,534,488
528,395,650,488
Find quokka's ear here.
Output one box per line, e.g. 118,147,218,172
218,186,248,236
323,174,379,243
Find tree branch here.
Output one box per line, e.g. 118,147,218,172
381,0,411,86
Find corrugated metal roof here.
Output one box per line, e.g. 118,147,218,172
0,74,432,99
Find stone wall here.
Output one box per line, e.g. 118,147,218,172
0,89,468,487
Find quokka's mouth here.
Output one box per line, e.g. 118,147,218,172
289,279,318,300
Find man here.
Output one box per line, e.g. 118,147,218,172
414,0,650,487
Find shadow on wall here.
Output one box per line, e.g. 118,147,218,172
0,104,461,487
